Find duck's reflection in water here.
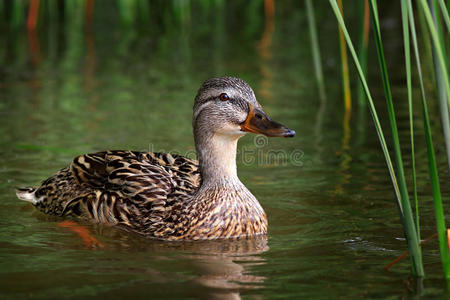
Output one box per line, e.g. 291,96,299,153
182,237,267,300
90,225,269,299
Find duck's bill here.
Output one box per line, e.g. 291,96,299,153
240,105,295,137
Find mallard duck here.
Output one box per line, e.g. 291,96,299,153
16,77,295,240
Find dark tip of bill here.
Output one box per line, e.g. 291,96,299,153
284,129,295,137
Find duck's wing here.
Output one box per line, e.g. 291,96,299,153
69,150,200,236
71,150,200,198
70,151,110,188
71,150,175,201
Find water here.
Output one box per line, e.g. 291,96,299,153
1,1,449,299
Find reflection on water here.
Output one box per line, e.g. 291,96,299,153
1,1,450,299
94,226,269,299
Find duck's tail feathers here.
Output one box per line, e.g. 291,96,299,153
16,187,38,204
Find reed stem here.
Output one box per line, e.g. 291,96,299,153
430,0,450,171
418,0,450,108
337,0,352,113
357,0,370,105
369,0,423,277
400,0,420,242
407,0,450,279
437,0,450,33
414,0,450,280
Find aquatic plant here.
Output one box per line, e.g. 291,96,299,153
329,0,450,280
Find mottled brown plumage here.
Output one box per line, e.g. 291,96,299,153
17,77,294,240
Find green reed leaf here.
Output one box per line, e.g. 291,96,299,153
410,0,450,280
368,0,424,277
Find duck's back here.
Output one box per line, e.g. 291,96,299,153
16,150,201,238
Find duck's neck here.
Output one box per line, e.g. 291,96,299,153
195,131,241,186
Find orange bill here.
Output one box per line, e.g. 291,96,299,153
240,104,295,137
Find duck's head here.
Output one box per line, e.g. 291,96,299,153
193,77,295,139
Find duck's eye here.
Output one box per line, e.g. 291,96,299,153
219,93,229,101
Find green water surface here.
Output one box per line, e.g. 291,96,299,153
1,1,449,299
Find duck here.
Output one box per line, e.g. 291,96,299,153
16,77,295,241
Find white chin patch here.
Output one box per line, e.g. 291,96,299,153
216,124,247,137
